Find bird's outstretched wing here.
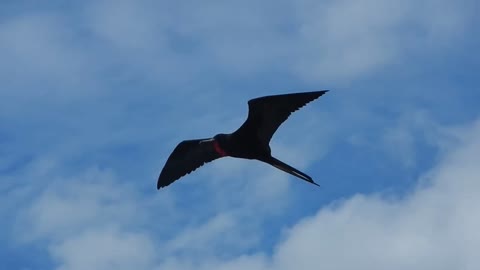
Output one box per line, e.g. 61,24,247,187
236,90,329,144
157,138,224,189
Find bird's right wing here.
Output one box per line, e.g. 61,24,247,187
157,138,224,189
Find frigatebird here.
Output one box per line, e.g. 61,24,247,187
157,90,329,189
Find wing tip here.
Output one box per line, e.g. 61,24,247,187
157,177,174,190
319,89,330,95
157,176,170,190
303,90,329,104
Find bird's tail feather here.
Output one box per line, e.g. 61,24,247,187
265,156,319,187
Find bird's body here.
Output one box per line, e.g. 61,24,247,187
157,90,329,189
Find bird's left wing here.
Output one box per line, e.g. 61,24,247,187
236,90,329,144
157,138,224,189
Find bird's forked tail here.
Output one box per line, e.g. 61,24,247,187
264,156,319,187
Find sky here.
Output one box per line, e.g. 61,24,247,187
1,0,479,269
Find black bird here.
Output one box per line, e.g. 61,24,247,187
157,90,329,189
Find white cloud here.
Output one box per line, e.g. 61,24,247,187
50,227,156,270
16,167,144,242
271,120,480,270
292,0,471,82
78,0,473,83
11,165,170,270
380,110,456,168
0,0,471,133
0,13,96,101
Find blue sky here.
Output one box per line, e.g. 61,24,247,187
1,0,479,269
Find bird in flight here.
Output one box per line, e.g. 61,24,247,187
157,90,329,189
